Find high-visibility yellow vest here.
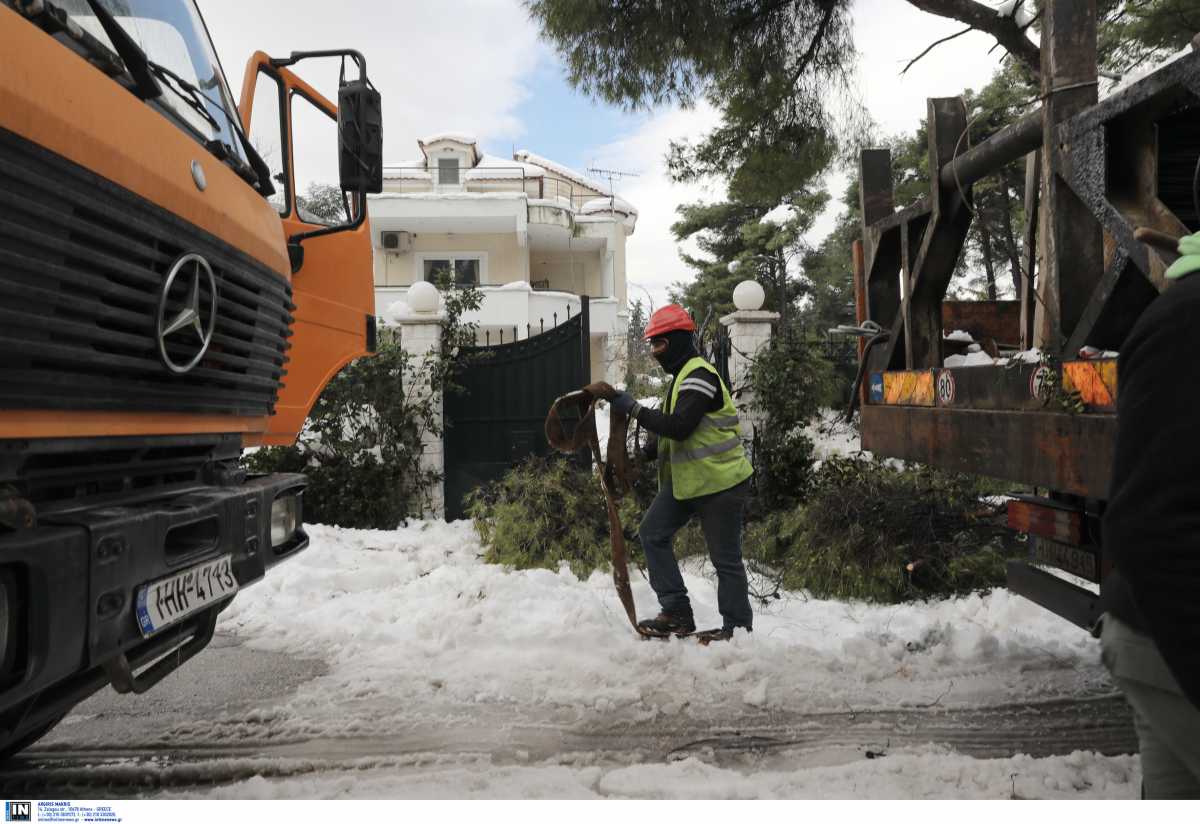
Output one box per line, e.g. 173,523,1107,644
658,357,754,500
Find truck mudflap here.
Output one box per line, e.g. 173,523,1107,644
0,473,308,753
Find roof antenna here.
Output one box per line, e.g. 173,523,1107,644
586,166,640,209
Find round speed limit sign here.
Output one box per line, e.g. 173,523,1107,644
936,370,956,405
1030,365,1054,402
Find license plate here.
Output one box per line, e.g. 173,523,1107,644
1031,537,1099,583
135,555,238,637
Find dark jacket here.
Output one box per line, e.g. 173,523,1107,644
1102,270,1200,708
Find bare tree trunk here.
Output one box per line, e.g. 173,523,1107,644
775,247,788,327
977,214,999,301
996,166,1025,297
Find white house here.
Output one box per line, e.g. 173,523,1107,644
369,134,638,382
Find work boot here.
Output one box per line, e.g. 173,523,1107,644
694,626,752,645
637,610,696,638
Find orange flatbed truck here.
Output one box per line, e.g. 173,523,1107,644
851,2,1198,630
0,0,381,757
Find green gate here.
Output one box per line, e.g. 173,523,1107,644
443,298,591,520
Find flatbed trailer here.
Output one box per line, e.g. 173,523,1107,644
853,0,1199,629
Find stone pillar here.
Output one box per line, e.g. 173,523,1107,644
391,282,446,520
719,280,778,437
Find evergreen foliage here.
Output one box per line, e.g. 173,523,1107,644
744,457,1020,603
744,330,837,513
526,0,861,194
245,280,483,528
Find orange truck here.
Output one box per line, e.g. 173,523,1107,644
0,0,381,757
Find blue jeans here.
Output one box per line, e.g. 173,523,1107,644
638,478,752,630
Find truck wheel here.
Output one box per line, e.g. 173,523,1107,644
0,714,65,762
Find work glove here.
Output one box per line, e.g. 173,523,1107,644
610,391,637,417
641,431,659,462
583,381,618,401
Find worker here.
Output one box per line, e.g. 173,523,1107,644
607,304,754,642
1101,229,1200,798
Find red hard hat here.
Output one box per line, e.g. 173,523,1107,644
643,304,696,340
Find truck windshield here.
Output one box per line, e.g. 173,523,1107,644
55,0,251,170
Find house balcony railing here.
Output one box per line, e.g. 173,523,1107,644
381,166,606,211
374,283,621,342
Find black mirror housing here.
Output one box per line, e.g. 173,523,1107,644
338,81,382,194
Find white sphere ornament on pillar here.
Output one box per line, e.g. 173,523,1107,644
733,279,766,311
407,280,440,314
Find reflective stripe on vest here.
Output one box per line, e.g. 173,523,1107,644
658,357,753,500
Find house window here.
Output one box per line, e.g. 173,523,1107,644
438,157,460,186
422,255,480,286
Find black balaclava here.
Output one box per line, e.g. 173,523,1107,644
652,329,698,375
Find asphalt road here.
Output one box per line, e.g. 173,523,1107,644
0,630,1138,798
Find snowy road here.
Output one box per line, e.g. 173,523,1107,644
4,521,1141,799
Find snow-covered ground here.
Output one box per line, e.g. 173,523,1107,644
194,513,1139,799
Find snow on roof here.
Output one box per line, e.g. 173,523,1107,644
465,153,546,181
580,195,638,217
419,132,478,147
418,133,480,164
514,149,611,196
760,202,796,226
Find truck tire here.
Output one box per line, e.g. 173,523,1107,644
0,714,65,762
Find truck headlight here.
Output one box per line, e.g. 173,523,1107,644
270,494,300,548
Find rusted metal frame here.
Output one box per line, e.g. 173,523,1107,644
867,197,932,237
878,98,973,372
1048,55,1200,351
1036,0,1104,357
852,240,867,362
937,107,1043,191
1020,151,1040,350
860,404,1117,498
1006,561,1101,631
1062,248,1133,355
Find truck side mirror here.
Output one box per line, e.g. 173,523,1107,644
338,81,382,194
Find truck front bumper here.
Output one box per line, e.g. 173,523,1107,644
0,472,307,736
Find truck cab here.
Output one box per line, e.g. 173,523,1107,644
0,0,381,757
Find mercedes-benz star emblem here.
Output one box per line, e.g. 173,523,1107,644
157,253,218,374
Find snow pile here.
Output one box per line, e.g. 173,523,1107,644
185,514,1133,798
760,202,796,226
803,409,864,462
169,748,1137,800
944,329,974,342
943,347,1045,368
221,521,1112,737
944,350,997,368
496,280,532,291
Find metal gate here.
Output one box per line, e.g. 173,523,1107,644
443,298,591,520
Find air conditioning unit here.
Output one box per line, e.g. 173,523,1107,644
381,230,411,252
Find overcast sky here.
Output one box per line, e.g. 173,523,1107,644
202,0,1016,308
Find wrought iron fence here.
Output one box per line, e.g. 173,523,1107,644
474,301,581,347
